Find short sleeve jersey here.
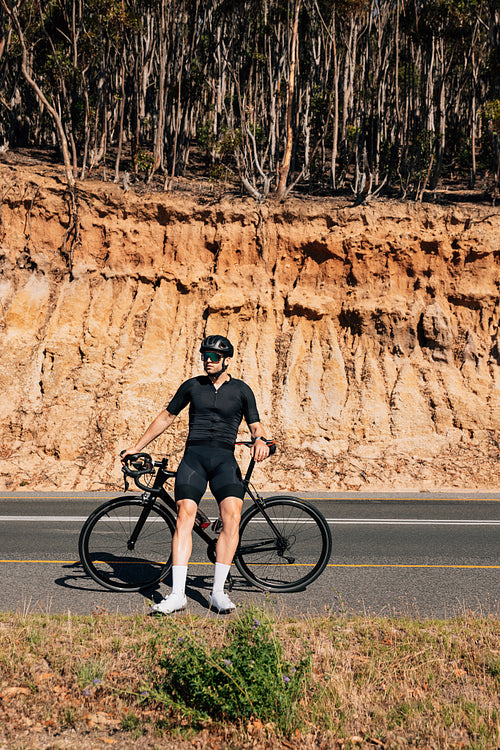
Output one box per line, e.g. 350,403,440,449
166,375,260,448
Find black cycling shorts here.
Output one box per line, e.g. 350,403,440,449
174,444,244,504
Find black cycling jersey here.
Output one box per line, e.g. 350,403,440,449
166,375,260,449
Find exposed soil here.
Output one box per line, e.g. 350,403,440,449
1,152,499,492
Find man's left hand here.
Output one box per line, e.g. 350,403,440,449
251,439,270,462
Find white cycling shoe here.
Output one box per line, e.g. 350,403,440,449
208,591,236,613
151,593,187,614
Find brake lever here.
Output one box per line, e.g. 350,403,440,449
121,466,130,492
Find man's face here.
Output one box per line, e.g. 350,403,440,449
201,350,228,376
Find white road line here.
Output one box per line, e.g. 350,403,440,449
0,516,499,525
0,516,93,522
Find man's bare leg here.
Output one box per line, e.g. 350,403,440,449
151,498,197,614
172,498,198,565
210,496,243,612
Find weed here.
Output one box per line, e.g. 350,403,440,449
74,656,107,690
152,607,311,734
62,706,76,727
484,656,500,680
122,711,141,732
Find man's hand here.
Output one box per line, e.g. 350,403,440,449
120,448,139,464
251,438,270,462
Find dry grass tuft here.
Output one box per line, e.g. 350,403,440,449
0,608,498,749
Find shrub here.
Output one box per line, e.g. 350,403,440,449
153,608,311,734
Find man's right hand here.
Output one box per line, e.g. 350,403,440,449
120,448,138,464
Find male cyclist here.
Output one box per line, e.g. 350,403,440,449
121,334,270,614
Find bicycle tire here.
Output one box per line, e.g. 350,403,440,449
78,496,175,592
234,496,332,592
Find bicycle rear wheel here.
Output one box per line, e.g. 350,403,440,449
78,496,175,592
234,496,332,592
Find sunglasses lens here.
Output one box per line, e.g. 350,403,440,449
202,352,222,362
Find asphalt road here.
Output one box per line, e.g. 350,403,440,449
0,491,498,619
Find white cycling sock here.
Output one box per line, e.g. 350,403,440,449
212,562,231,593
171,565,188,597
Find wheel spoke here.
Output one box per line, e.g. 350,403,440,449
235,497,331,592
79,498,174,591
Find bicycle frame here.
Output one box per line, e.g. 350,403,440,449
125,452,286,555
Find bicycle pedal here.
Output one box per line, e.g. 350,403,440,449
211,518,223,534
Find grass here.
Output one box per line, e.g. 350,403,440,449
0,607,499,749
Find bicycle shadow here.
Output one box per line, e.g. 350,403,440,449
55,554,167,595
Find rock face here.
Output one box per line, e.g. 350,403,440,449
1,162,499,491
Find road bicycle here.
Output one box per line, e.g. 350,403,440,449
78,443,332,594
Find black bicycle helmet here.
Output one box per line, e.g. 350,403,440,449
200,334,234,358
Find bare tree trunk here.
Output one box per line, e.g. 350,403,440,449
470,48,478,187
166,2,186,190
275,0,301,200
114,64,126,183
331,10,340,190
152,0,167,178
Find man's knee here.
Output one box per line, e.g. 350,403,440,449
219,497,243,530
176,499,198,530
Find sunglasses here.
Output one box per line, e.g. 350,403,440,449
201,351,223,362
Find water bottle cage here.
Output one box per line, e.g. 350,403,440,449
211,518,223,534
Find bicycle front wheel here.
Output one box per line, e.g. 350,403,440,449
234,496,332,592
78,496,175,592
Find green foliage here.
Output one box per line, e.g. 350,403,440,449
197,121,242,155
133,149,154,173
484,656,500,682
197,120,214,151
482,100,500,132
121,711,141,732
413,129,436,179
153,608,311,734
346,125,360,142
208,164,234,182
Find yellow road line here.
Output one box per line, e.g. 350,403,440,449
0,560,498,570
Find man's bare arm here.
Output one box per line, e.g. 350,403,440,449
248,421,270,462
121,410,177,461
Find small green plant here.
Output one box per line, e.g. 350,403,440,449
121,711,140,732
208,164,233,183
482,99,500,131
63,706,76,727
74,657,107,690
153,608,311,734
133,149,154,174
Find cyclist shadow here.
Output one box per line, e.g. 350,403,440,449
55,559,258,611
182,572,258,611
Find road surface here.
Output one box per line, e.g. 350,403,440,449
0,491,498,619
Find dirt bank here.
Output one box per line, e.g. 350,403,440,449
1,159,499,491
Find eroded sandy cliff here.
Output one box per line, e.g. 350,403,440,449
1,162,499,491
